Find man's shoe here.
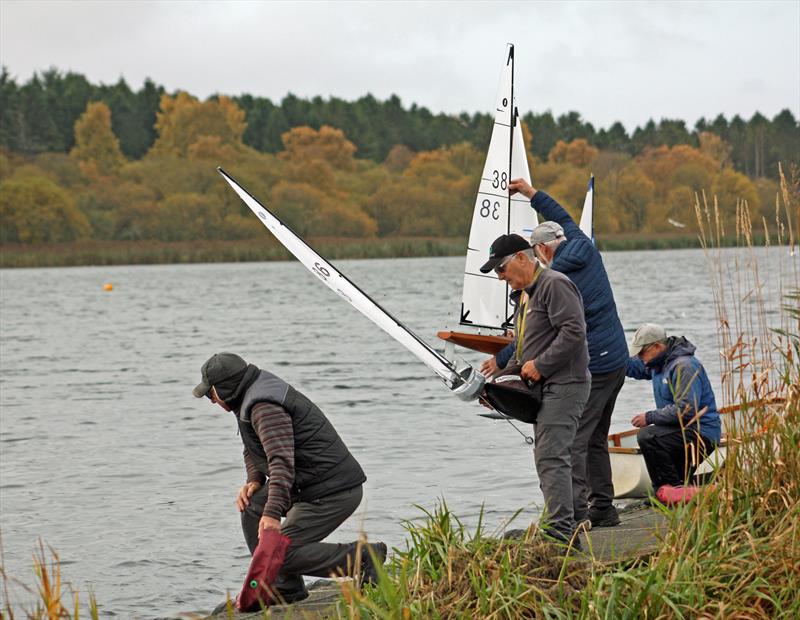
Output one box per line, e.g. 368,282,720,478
360,542,388,585
588,505,621,528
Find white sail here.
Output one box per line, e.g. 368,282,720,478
460,44,538,330
579,175,594,242
218,168,458,385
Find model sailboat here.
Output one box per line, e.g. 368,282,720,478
437,44,538,358
217,168,487,403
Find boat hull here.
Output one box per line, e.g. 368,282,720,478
437,330,512,356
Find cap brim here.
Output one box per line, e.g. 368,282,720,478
628,343,643,357
479,257,503,273
192,381,211,398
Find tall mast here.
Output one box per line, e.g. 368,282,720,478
504,44,515,326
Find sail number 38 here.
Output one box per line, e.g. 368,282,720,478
480,199,500,220
492,170,508,190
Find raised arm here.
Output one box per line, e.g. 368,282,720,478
530,191,586,241
508,179,589,243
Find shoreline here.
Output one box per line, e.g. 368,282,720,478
0,233,785,269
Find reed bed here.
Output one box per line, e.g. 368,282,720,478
0,237,468,268
2,233,788,269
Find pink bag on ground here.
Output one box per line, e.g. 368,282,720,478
236,529,291,611
656,484,701,505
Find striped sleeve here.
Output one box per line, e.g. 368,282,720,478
243,449,266,485
250,402,295,519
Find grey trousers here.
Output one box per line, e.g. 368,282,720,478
571,366,627,516
533,381,590,539
242,485,363,591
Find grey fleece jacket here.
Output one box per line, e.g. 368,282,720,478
512,266,590,384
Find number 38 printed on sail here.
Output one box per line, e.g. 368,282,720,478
480,198,500,220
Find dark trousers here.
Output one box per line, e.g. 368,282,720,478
534,381,590,539
571,366,626,516
242,485,363,592
637,425,715,490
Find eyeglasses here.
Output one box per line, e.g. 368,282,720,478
494,253,518,274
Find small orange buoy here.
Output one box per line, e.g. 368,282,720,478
103,283,113,292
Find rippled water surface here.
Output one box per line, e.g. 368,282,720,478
1,249,795,617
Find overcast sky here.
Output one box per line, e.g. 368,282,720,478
1,1,798,131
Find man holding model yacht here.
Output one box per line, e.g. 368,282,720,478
481,179,629,529
480,234,590,547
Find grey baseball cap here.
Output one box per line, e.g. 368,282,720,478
193,352,248,398
628,324,667,356
529,221,565,245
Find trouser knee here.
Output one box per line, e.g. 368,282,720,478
636,426,658,450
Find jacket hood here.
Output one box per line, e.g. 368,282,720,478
219,363,260,411
648,336,696,372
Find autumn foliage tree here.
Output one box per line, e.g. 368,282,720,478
70,101,126,176
151,92,246,157
0,175,91,242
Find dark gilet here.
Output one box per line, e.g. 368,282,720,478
236,370,366,502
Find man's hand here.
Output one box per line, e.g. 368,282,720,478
480,356,499,377
509,178,537,200
521,360,541,381
258,516,281,540
236,481,261,512
631,413,648,428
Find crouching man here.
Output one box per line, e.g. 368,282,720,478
194,352,386,604
626,325,722,503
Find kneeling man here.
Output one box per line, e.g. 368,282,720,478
626,325,721,502
194,352,385,604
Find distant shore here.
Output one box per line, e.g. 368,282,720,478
0,233,782,268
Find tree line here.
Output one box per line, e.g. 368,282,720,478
0,72,797,247
1,68,797,179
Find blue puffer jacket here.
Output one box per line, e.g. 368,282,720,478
497,191,628,375
626,337,721,443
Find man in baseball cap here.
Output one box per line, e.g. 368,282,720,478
193,353,386,609
480,230,591,549
486,176,630,530
625,326,721,504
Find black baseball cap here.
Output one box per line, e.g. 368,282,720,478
192,352,248,399
479,234,531,273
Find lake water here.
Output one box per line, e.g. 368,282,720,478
1,248,796,618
